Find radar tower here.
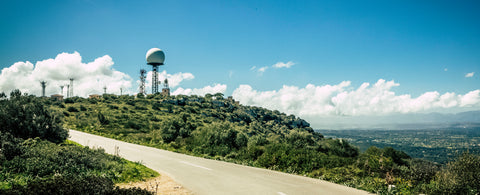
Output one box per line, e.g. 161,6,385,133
146,48,165,94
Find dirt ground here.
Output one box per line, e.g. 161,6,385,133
117,174,191,195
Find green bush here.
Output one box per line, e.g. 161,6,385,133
67,106,79,112
0,138,158,190
0,90,68,144
431,152,480,194
0,131,24,161
2,175,153,195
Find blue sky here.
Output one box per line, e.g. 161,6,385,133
1,0,479,127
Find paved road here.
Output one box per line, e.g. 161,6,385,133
69,130,370,195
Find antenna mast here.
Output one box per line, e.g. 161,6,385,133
66,85,70,98
139,69,146,95
69,78,74,97
60,85,64,96
40,81,47,97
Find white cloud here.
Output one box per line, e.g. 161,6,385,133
143,70,195,93
232,79,480,118
258,66,268,73
272,61,295,68
465,72,475,78
444,68,448,71
251,61,295,75
0,52,132,97
172,84,227,96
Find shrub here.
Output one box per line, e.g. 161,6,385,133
0,131,24,161
431,152,480,194
67,106,79,112
0,90,68,144
2,175,153,195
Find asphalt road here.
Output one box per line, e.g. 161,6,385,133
69,130,370,195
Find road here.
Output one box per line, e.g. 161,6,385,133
69,130,370,195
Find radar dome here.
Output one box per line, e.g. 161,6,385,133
146,48,165,65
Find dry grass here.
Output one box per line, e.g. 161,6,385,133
117,174,191,195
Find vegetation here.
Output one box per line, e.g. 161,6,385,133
3,90,476,194
0,90,157,194
48,92,480,194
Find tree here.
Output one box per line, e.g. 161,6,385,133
213,93,224,100
0,90,68,143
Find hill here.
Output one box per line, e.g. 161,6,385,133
49,93,480,194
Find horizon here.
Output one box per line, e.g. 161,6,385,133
1,0,479,128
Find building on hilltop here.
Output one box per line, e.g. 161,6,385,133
89,94,102,99
51,94,64,101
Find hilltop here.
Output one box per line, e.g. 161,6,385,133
48,93,480,194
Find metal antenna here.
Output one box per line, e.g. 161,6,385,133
66,84,70,98
103,86,107,94
164,78,169,88
60,85,64,96
139,69,146,95
40,81,47,97
69,78,74,97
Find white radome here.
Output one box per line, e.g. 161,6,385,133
146,48,165,65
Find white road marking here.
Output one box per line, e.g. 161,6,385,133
179,160,212,171
277,192,287,195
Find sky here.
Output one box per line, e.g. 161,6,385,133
1,0,479,128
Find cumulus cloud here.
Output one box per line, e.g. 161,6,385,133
272,61,295,68
232,79,480,117
0,52,132,97
172,84,227,96
142,70,195,94
465,72,475,78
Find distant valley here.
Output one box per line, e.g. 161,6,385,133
318,126,480,164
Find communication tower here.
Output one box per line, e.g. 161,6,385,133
146,48,165,94
162,78,170,96
103,86,107,94
66,84,70,98
120,87,123,95
40,81,47,97
69,78,74,97
60,85,64,96
139,69,147,95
